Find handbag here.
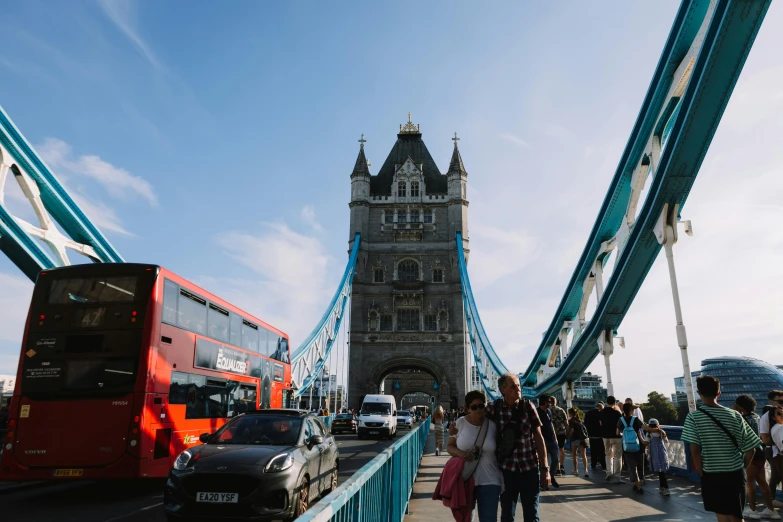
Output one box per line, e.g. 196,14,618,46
461,419,489,481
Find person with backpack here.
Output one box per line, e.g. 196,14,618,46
567,407,589,478
549,397,568,476
616,402,646,494
682,375,762,522
536,395,560,489
599,395,624,483
449,372,550,522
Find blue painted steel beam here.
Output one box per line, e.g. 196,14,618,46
291,234,360,397
0,105,123,281
525,0,771,395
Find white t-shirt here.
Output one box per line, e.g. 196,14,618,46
760,411,778,457
633,407,644,423
454,416,503,486
771,423,783,454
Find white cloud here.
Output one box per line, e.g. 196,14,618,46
98,0,163,70
468,225,540,290
300,205,324,233
206,223,335,347
0,273,33,343
38,138,157,206
499,133,531,149
70,192,133,236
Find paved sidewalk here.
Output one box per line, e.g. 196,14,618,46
405,431,727,522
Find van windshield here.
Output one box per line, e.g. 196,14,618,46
361,403,391,415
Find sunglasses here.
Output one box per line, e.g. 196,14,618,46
469,403,485,411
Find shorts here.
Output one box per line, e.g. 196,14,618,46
701,469,746,518
571,438,587,449
556,432,566,448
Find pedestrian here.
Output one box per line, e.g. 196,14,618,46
617,402,646,494
433,405,446,456
760,390,783,507
536,395,560,489
444,390,503,522
625,397,645,422
567,408,589,478
585,402,606,471
600,396,623,483
450,372,550,522
771,407,783,480
646,418,671,496
732,394,779,519
549,397,568,476
682,375,761,522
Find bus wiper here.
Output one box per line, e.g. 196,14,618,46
68,293,89,303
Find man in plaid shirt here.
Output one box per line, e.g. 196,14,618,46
451,372,549,521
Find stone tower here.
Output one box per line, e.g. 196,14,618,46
347,114,470,411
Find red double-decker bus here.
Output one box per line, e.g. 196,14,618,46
0,263,292,480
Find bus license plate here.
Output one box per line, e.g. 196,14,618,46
369,431,379,435
53,469,83,477
197,492,239,503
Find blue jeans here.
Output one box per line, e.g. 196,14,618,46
500,469,540,522
474,484,502,522
545,438,559,474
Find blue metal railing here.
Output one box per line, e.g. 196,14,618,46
297,418,431,522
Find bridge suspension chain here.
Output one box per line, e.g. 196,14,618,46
291,234,360,398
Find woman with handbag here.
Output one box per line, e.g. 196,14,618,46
567,407,590,478
446,390,503,522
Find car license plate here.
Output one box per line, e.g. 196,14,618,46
53,469,83,477
369,431,379,435
197,492,239,503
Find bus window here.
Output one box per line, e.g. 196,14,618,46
208,304,230,343
229,312,241,347
178,290,207,334
162,279,178,325
48,276,137,304
241,320,259,353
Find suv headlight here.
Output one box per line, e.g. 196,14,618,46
265,453,294,473
173,450,193,471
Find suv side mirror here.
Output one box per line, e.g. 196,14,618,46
199,433,211,443
310,435,324,446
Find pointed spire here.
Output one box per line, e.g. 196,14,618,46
448,132,467,177
351,134,370,177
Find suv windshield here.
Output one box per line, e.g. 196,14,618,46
335,414,353,419
361,403,391,415
398,411,410,417
211,415,303,445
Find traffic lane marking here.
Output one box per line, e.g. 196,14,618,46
102,502,163,522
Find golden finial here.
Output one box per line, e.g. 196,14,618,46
400,112,420,134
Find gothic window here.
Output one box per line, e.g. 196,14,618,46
398,181,406,198
379,314,393,331
410,210,419,223
439,311,448,332
373,268,384,283
410,181,419,197
398,212,407,224
424,314,437,331
385,212,393,224
423,209,433,223
398,260,419,282
433,268,444,283
369,311,378,331
396,309,420,331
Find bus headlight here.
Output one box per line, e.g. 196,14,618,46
173,450,193,471
265,453,294,473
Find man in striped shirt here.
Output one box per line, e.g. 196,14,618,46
682,375,761,522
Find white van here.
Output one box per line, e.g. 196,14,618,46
357,394,397,439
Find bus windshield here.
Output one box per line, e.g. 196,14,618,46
48,276,138,304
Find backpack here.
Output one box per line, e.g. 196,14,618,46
620,416,640,452
575,419,589,440
494,398,531,462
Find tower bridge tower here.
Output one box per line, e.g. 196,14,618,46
347,114,470,411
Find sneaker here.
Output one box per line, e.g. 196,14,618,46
633,486,644,495
551,478,560,489
759,508,781,519
662,488,670,497
744,507,761,520
584,473,589,478
573,470,578,476
774,500,783,508
435,448,439,456
611,477,624,484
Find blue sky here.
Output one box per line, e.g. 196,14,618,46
1,1,781,401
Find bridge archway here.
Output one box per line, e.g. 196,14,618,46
358,356,456,411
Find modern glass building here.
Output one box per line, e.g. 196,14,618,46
675,357,783,411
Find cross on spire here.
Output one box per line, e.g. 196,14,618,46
359,133,366,149
452,132,460,146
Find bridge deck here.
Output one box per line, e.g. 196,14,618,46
405,433,712,522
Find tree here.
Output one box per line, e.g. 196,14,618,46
639,391,678,426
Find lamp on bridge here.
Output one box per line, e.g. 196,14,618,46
433,381,438,390
394,380,401,390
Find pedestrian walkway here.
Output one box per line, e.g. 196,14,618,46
405,432,714,522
